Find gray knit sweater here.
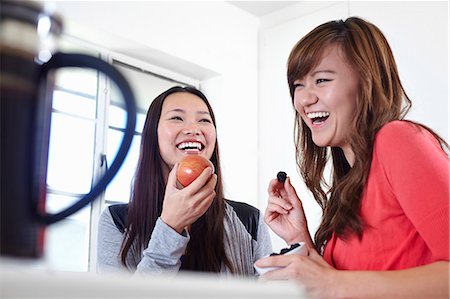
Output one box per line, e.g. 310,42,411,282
97,202,272,277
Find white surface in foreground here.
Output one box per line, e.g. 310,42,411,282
0,260,307,298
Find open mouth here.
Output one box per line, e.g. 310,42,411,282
177,141,205,152
307,111,330,125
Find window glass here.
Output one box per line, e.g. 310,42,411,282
52,90,96,119
104,130,141,203
136,113,147,133
108,105,147,133
108,104,127,130
46,112,95,194
55,67,98,97
44,193,91,272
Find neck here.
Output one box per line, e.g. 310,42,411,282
341,145,355,167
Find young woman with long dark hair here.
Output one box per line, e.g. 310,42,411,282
256,17,449,298
98,86,271,276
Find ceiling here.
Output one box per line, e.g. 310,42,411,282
227,1,300,17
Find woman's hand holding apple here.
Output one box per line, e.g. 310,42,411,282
161,161,216,234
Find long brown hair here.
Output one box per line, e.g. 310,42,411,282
287,17,448,252
120,86,233,272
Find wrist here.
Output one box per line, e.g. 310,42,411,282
286,233,314,248
330,269,348,299
160,215,184,234
286,237,303,245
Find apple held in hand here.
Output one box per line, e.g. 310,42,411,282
177,155,215,187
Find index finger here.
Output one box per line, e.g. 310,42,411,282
183,166,214,194
268,178,284,197
255,254,293,268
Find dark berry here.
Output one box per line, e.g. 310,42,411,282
277,171,287,183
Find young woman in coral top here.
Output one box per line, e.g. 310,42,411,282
256,17,449,298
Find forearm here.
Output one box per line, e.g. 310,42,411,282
135,251,182,275
335,261,449,299
135,218,189,275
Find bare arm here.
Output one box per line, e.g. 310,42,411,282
256,250,449,299
335,261,449,299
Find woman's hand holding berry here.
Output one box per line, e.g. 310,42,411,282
265,177,313,247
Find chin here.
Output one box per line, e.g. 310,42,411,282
312,138,329,148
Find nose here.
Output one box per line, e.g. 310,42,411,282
295,87,318,109
183,123,201,136
183,129,200,136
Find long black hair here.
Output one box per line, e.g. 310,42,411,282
120,86,233,272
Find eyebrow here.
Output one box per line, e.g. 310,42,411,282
311,69,336,76
294,69,337,83
166,108,211,115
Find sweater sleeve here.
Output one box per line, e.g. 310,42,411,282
375,121,449,261
253,212,273,262
97,208,190,275
135,217,190,275
97,208,127,274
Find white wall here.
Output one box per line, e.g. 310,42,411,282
259,1,449,250
48,1,261,207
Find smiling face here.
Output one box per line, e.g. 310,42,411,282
157,92,216,175
293,44,359,163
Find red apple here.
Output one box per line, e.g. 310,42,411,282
177,155,214,187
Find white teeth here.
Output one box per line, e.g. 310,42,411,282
307,111,330,119
177,142,202,151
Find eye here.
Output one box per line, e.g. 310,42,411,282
316,78,331,84
293,82,304,89
199,118,212,123
170,116,183,121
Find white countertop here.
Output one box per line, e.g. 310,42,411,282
0,261,307,299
